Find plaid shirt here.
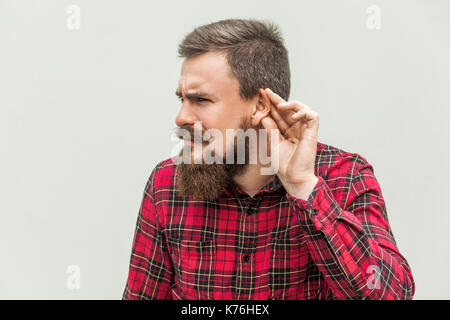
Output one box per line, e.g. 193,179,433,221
122,141,415,300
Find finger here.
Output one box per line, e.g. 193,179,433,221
270,106,290,133
260,116,283,143
291,109,318,122
273,102,303,128
293,110,319,129
265,88,286,106
276,100,304,113
305,111,319,129
260,115,278,130
291,110,308,121
272,104,298,127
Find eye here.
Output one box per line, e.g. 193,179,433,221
196,97,210,103
177,95,184,103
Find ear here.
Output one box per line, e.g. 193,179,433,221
251,88,272,127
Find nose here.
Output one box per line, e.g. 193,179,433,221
175,102,197,128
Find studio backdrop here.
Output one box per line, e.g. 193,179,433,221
0,0,449,299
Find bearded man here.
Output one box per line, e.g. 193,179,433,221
122,19,414,300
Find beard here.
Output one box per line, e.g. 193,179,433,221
175,118,252,201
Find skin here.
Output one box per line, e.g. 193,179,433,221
175,51,319,199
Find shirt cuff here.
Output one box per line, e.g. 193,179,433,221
285,176,341,233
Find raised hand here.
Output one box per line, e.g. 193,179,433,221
260,88,319,200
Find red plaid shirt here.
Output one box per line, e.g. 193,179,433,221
122,141,415,300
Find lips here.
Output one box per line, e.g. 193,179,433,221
184,139,209,146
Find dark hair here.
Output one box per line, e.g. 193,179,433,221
178,19,291,101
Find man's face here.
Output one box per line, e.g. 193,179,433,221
174,51,260,200
175,51,257,159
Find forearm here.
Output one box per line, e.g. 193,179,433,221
287,176,415,299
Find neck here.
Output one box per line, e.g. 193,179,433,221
231,130,277,197
232,163,275,198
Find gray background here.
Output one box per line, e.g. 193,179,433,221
1,0,449,299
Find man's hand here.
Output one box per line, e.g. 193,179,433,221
260,88,319,200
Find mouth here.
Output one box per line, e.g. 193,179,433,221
184,139,209,146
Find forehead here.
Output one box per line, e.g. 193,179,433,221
178,51,239,95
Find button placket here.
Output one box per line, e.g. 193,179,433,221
246,198,260,216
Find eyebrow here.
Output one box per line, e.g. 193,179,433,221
175,89,216,101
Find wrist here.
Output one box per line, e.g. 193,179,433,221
283,175,319,200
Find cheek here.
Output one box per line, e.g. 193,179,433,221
205,131,228,157
201,102,246,129
195,109,219,130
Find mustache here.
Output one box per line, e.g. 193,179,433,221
174,126,211,143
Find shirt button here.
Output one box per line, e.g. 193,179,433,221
247,206,253,216
243,255,250,262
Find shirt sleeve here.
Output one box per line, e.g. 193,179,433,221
286,156,415,299
122,169,174,300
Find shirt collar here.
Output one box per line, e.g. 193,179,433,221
227,174,284,198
